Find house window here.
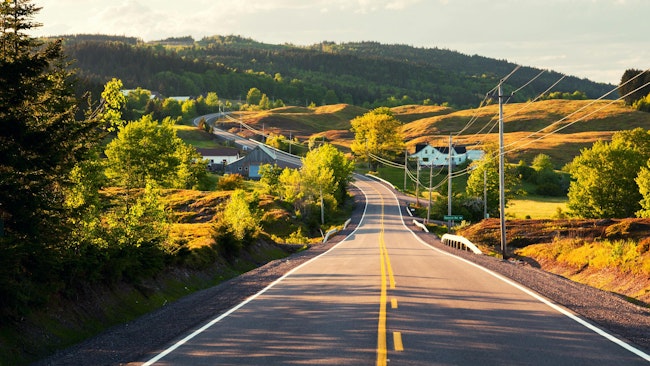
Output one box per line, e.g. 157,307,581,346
423,157,429,162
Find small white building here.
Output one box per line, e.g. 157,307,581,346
196,147,240,171
410,143,483,167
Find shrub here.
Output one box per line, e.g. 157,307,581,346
218,174,245,190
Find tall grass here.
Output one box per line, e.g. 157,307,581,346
517,238,650,275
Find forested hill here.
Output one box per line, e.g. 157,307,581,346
57,34,614,108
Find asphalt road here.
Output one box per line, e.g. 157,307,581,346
142,176,650,365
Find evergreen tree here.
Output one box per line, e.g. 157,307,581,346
619,69,650,106
0,0,102,315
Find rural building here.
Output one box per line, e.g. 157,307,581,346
225,145,300,179
410,143,484,167
196,147,240,171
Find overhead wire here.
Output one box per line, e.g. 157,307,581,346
500,68,650,155
503,78,650,155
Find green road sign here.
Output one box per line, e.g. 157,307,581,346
443,215,463,221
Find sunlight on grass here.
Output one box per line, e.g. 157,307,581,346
507,196,568,219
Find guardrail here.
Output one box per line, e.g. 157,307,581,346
323,218,353,243
412,219,429,233
441,234,482,254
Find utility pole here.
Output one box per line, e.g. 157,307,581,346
404,149,409,193
415,159,420,207
498,83,507,259
427,161,433,224
289,131,292,155
447,134,453,232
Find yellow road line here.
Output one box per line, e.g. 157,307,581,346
393,332,404,352
377,224,387,365
376,187,401,366
376,191,388,366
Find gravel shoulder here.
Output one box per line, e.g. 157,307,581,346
34,183,650,365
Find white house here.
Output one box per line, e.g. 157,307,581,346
196,147,240,171
410,143,483,167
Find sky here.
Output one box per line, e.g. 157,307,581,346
31,0,649,85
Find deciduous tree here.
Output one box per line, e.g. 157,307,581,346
567,140,645,218
350,107,405,170
104,115,207,189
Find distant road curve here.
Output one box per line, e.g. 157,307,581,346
194,112,302,167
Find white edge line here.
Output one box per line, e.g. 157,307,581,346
143,182,370,365
380,183,650,362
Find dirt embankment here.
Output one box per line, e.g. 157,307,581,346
458,218,650,304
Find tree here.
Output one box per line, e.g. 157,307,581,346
101,78,126,130
103,180,170,281
567,140,646,218
0,0,102,315
259,164,283,196
278,168,303,207
124,87,151,121
532,154,554,172
619,69,650,106
302,143,354,204
465,145,519,218
323,89,339,105
246,87,262,105
633,93,650,113
259,93,270,109
213,189,259,256
612,127,650,156
636,164,650,218
181,99,197,123
350,107,405,170
104,115,207,189
465,151,500,218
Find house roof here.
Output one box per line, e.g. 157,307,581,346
414,143,428,153
196,147,239,156
411,144,468,155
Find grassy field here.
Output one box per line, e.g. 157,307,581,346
174,124,222,148
507,196,568,219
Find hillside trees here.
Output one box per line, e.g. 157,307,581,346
0,0,103,315
351,107,405,170
261,143,353,228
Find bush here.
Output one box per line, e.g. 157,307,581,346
212,220,243,258
217,174,245,190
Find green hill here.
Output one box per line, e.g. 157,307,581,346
55,34,614,109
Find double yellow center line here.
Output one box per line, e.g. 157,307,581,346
376,191,402,366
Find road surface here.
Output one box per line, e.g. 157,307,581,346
142,176,650,365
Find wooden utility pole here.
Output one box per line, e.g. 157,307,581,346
498,83,507,259
447,134,453,232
